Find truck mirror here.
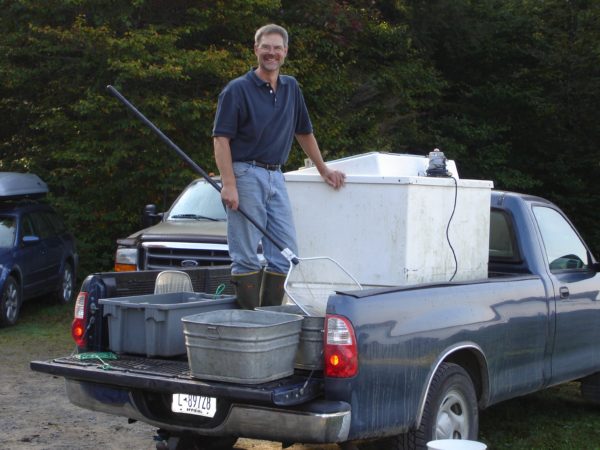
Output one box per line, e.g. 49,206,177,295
142,204,161,228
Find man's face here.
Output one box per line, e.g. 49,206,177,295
254,33,287,73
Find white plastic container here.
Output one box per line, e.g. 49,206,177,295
427,440,487,450
284,152,493,287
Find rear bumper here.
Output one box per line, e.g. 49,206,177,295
31,356,350,444
65,379,351,443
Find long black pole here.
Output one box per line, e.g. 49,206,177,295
106,85,299,265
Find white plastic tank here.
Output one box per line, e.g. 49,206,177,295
284,152,493,287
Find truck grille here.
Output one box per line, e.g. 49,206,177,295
142,242,231,270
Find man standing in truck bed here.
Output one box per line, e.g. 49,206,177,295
213,23,345,309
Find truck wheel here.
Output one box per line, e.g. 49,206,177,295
1,276,21,326
581,373,600,404
171,435,237,450
391,362,479,449
54,262,75,304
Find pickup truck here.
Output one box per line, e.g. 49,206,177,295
113,178,232,272
114,178,265,272
31,190,600,450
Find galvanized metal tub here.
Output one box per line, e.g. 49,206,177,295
257,304,324,370
182,309,303,384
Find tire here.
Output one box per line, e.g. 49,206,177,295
581,373,600,404
1,276,21,326
55,262,75,304
390,362,479,449
172,435,238,450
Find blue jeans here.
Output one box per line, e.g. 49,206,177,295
227,162,297,274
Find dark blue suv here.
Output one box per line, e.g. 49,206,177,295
0,200,78,326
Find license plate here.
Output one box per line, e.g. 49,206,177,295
171,393,217,417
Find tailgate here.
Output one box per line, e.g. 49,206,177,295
30,355,323,406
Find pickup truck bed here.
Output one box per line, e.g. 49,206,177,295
32,265,353,444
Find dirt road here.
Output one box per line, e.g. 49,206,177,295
0,307,341,450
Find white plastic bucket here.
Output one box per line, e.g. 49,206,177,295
427,439,487,450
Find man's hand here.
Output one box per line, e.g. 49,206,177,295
321,168,346,189
295,133,346,190
221,184,239,210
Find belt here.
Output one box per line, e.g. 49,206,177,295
246,160,281,171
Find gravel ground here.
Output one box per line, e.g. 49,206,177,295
0,302,340,450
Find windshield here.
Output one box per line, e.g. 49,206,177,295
0,216,16,247
167,180,226,221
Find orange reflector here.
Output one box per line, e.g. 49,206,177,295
73,325,84,338
114,263,136,272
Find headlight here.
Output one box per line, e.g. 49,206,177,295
114,247,138,271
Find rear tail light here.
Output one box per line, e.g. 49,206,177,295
71,291,88,347
324,315,358,378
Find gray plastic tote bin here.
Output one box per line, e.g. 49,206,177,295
100,292,236,357
256,304,324,370
182,309,303,384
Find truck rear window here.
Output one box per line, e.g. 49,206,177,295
489,209,517,261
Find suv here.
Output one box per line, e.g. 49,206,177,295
0,174,78,326
114,178,233,271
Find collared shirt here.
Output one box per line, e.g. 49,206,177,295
212,69,313,165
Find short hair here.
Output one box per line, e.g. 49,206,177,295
254,24,289,48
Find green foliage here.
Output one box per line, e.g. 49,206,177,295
0,0,276,275
407,0,600,253
281,0,443,167
479,382,600,449
1,0,599,276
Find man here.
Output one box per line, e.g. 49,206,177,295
213,23,345,309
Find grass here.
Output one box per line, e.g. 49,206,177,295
0,296,74,355
479,382,600,449
3,300,600,449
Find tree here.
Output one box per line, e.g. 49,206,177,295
1,0,599,273
0,0,279,273
405,0,600,253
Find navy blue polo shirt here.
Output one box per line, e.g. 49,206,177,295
212,69,313,165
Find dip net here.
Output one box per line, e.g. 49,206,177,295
284,256,362,317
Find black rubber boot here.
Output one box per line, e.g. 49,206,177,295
260,270,287,307
231,271,261,310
